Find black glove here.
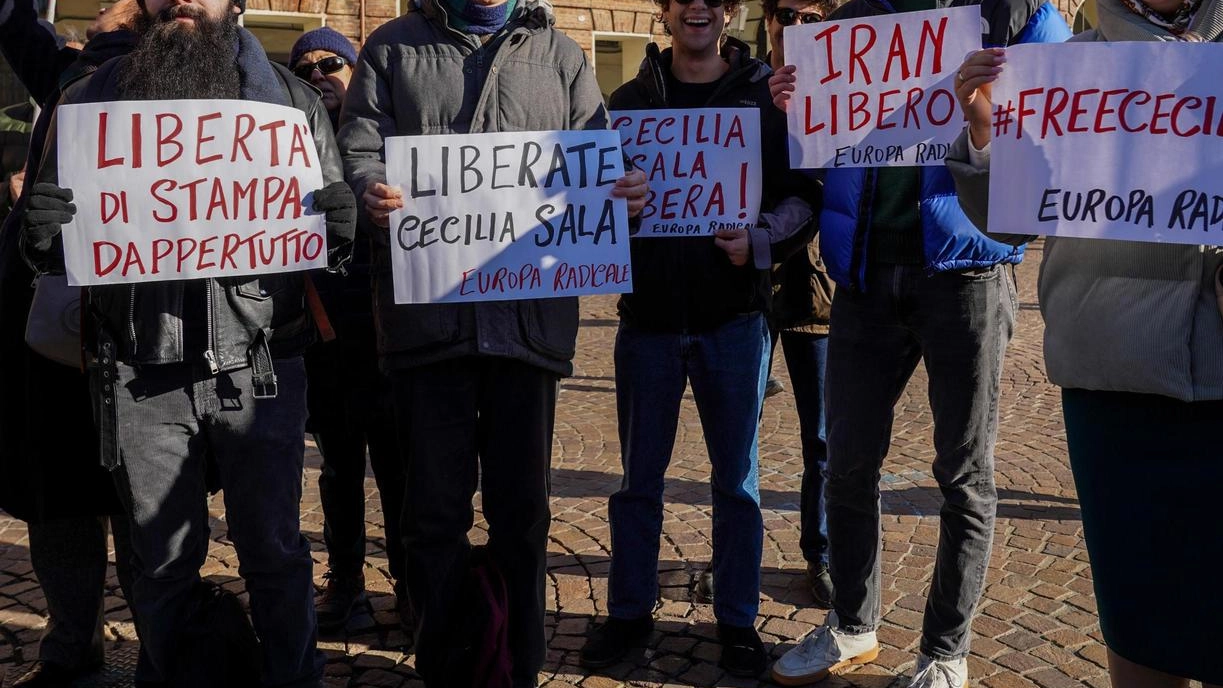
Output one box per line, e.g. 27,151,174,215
24,183,76,252
313,181,357,239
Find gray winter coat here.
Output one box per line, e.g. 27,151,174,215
946,0,1223,401
339,0,607,376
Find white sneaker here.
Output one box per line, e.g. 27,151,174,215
770,612,880,686
908,653,969,688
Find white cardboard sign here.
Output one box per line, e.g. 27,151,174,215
611,108,762,237
786,6,980,168
384,130,632,304
989,42,1223,245
56,99,327,286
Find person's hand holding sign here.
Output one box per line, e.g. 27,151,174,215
955,48,1006,150
612,167,649,218
23,183,76,252
769,64,798,113
715,228,751,266
364,182,404,228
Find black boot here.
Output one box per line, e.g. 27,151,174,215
315,570,366,633
717,623,766,678
578,616,654,669
806,561,835,609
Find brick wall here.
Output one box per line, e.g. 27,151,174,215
312,0,665,57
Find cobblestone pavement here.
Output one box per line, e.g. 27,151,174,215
1,244,1136,687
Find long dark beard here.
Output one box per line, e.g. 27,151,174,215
119,5,241,100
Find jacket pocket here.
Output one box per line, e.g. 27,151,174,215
517,298,578,361
373,271,462,353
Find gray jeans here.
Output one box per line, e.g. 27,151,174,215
825,263,1015,660
110,358,322,688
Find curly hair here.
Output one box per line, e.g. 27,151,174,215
761,0,842,19
653,0,746,24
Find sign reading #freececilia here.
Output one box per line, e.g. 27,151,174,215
989,42,1223,245
611,108,762,237
786,6,980,169
384,130,632,304
56,100,328,286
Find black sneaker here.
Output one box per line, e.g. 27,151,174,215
394,580,417,644
807,562,835,609
315,570,366,633
717,622,766,677
764,378,785,399
579,616,654,669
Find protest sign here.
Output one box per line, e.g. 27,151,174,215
611,108,762,237
786,6,979,168
384,130,632,304
988,42,1223,246
56,100,327,286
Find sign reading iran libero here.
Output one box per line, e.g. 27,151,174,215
988,42,1223,245
56,100,327,286
786,6,980,168
384,130,632,304
611,108,762,237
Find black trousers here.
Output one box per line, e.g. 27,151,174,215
28,515,135,669
306,336,405,582
390,357,557,688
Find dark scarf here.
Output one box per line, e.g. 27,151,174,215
440,0,520,35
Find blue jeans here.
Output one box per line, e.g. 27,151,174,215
825,264,1015,660
779,331,829,566
608,313,769,628
110,358,322,688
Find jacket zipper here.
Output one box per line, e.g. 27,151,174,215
203,282,219,373
127,285,138,355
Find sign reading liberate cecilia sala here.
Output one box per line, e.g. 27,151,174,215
384,130,632,304
56,100,328,286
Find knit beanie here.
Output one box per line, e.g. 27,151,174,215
290,26,358,68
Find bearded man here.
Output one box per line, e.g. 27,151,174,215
21,0,356,685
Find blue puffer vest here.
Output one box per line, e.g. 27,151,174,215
820,0,1071,289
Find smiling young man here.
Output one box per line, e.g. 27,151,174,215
23,0,356,683
578,0,818,677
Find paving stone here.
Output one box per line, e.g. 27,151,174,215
0,251,1113,687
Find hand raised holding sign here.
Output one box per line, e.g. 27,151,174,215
364,182,404,228
714,227,751,267
955,48,1006,150
769,65,798,113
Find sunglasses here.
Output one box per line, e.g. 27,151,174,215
674,0,727,7
292,55,349,81
774,7,823,24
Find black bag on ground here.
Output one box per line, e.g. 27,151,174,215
439,545,513,688
166,581,261,688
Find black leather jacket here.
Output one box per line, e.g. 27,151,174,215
31,58,353,373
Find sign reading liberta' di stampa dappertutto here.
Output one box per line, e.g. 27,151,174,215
384,130,632,304
56,99,328,287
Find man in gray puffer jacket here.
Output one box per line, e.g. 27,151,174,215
338,0,646,683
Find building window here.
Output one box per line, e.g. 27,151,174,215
241,10,326,64
593,33,650,102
